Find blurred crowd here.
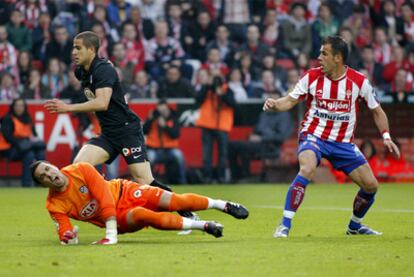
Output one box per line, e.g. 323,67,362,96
0,0,414,103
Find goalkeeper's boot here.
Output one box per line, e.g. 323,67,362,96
346,225,382,235
224,202,249,219
204,222,224,238
273,224,289,238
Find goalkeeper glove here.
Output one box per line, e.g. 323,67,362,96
60,226,79,245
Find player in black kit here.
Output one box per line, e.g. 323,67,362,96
44,31,193,217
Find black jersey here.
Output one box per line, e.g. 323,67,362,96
74,57,140,136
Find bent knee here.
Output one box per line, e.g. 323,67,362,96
362,178,379,193
299,165,317,180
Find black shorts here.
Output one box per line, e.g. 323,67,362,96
88,127,148,165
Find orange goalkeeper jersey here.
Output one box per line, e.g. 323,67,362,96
46,162,121,241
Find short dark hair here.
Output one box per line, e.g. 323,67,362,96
30,160,50,186
322,36,349,63
75,31,100,53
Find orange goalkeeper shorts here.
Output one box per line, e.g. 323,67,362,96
116,180,164,233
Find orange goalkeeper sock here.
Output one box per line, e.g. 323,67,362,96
169,193,209,211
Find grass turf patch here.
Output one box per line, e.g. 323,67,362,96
0,184,413,277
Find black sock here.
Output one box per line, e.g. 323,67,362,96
150,179,172,192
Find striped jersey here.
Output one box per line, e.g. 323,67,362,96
289,67,379,143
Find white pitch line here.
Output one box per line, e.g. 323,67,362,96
254,205,414,213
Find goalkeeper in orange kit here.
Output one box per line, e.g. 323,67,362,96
30,161,249,245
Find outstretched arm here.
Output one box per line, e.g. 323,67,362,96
44,88,112,113
263,95,299,112
50,212,79,245
371,106,400,159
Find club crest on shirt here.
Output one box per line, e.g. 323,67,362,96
133,190,142,198
345,89,352,99
84,87,95,100
79,185,88,194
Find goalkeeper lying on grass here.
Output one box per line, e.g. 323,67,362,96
30,161,249,245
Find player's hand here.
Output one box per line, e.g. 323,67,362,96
60,226,79,245
384,139,401,160
92,236,118,245
44,99,70,113
263,98,278,112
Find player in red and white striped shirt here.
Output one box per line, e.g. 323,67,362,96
263,36,400,237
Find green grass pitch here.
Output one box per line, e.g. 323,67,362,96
0,184,413,277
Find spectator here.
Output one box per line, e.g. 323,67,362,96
137,0,166,23
369,0,404,46
91,22,112,59
283,68,300,94
120,22,145,75
15,0,51,29
201,47,230,77
80,4,120,42
206,24,237,67
59,71,83,102
388,68,412,103
228,90,293,182
145,20,186,80
143,99,187,184
358,45,384,87
382,45,412,84
21,68,51,100
128,70,158,99
0,72,19,101
372,27,392,65
107,0,132,27
31,12,52,62
339,26,362,69
312,3,340,58
260,53,287,87
41,57,68,98
196,75,237,183
182,9,216,61
327,0,355,24
295,52,311,77
386,140,414,182
368,139,414,182
228,68,248,102
157,65,195,98
236,24,270,73
400,2,414,48
166,2,186,41
343,4,373,48
45,25,72,67
279,3,312,59
6,9,32,52
193,67,210,93
110,42,135,87
129,6,154,40
0,1,12,25
0,25,18,77
266,0,290,21
238,52,257,94
219,0,250,44
1,98,46,187
260,9,279,54
17,50,32,87
251,70,280,99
